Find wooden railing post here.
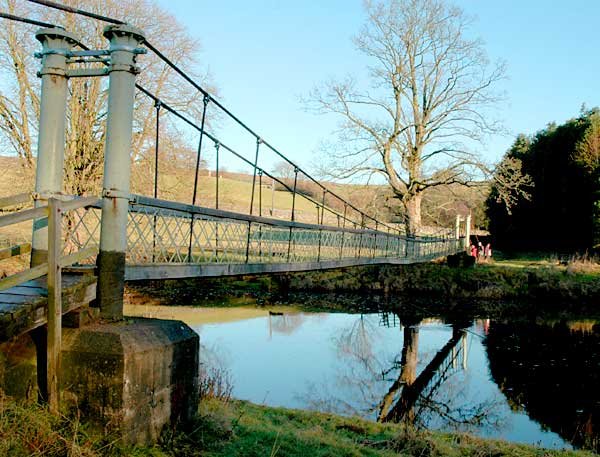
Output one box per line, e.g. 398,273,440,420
46,197,62,413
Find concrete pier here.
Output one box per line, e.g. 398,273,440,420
61,318,199,445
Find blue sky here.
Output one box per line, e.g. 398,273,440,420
156,0,599,174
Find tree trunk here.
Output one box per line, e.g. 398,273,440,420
405,193,422,236
378,325,419,422
400,326,419,386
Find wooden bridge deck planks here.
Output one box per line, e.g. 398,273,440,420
0,273,97,342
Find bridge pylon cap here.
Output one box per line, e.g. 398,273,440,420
35,27,79,47
103,24,145,43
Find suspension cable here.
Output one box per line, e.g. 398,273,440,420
23,0,403,234
0,11,58,28
133,85,382,233
26,0,123,25
0,10,416,244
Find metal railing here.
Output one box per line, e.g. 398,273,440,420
125,195,461,269
1,192,463,281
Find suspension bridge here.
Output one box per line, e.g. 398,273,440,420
0,0,468,441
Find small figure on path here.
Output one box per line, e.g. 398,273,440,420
485,243,492,261
470,243,478,261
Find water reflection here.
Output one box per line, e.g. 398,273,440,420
125,303,598,450
485,319,600,451
303,311,503,434
268,311,311,337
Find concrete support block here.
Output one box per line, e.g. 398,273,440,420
61,318,199,445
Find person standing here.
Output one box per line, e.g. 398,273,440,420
470,243,478,261
485,243,492,261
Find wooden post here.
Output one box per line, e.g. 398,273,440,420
46,197,62,413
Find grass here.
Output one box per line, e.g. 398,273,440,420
0,384,598,456
479,251,600,283
154,399,597,457
0,395,99,457
121,249,600,319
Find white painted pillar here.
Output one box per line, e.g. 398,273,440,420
455,215,461,240
465,214,472,251
31,28,78,266
97,25,145,320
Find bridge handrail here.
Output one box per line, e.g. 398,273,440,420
0,195,99,290
0,192,32,210
131,195,454,244
131,194,410,238
0,192,99,414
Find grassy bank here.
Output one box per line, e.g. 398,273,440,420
0,397,596,457
279,255,600,312
125,254,600,319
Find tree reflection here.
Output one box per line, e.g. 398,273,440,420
378,324,419,422
485,320,600,451
268,312,309,337
300,309,503,433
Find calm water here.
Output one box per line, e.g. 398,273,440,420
127,304,600,451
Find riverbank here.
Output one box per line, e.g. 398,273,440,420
1,396,596,456
282,257,600,304
125,254,600,318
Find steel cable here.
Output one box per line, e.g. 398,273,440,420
23,0,404,235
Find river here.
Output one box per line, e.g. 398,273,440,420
125,301,599,451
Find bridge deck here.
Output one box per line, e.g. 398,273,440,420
124,255,438,280
0,273,96,342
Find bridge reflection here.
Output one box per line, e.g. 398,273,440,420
299,308,498,430
240,307,600,451
378,323,467,423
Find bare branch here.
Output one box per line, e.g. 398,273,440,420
306,0,505,234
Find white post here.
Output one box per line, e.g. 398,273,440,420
270,177,275,216
465,214,472,251
97,25,145,320
455,215,461,240
31,28,78,266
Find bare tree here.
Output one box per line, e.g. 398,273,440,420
273,160,296,181
490,156,533,215
308,0,505,235
0,0,216,196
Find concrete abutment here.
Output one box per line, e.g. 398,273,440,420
61,318,199,445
